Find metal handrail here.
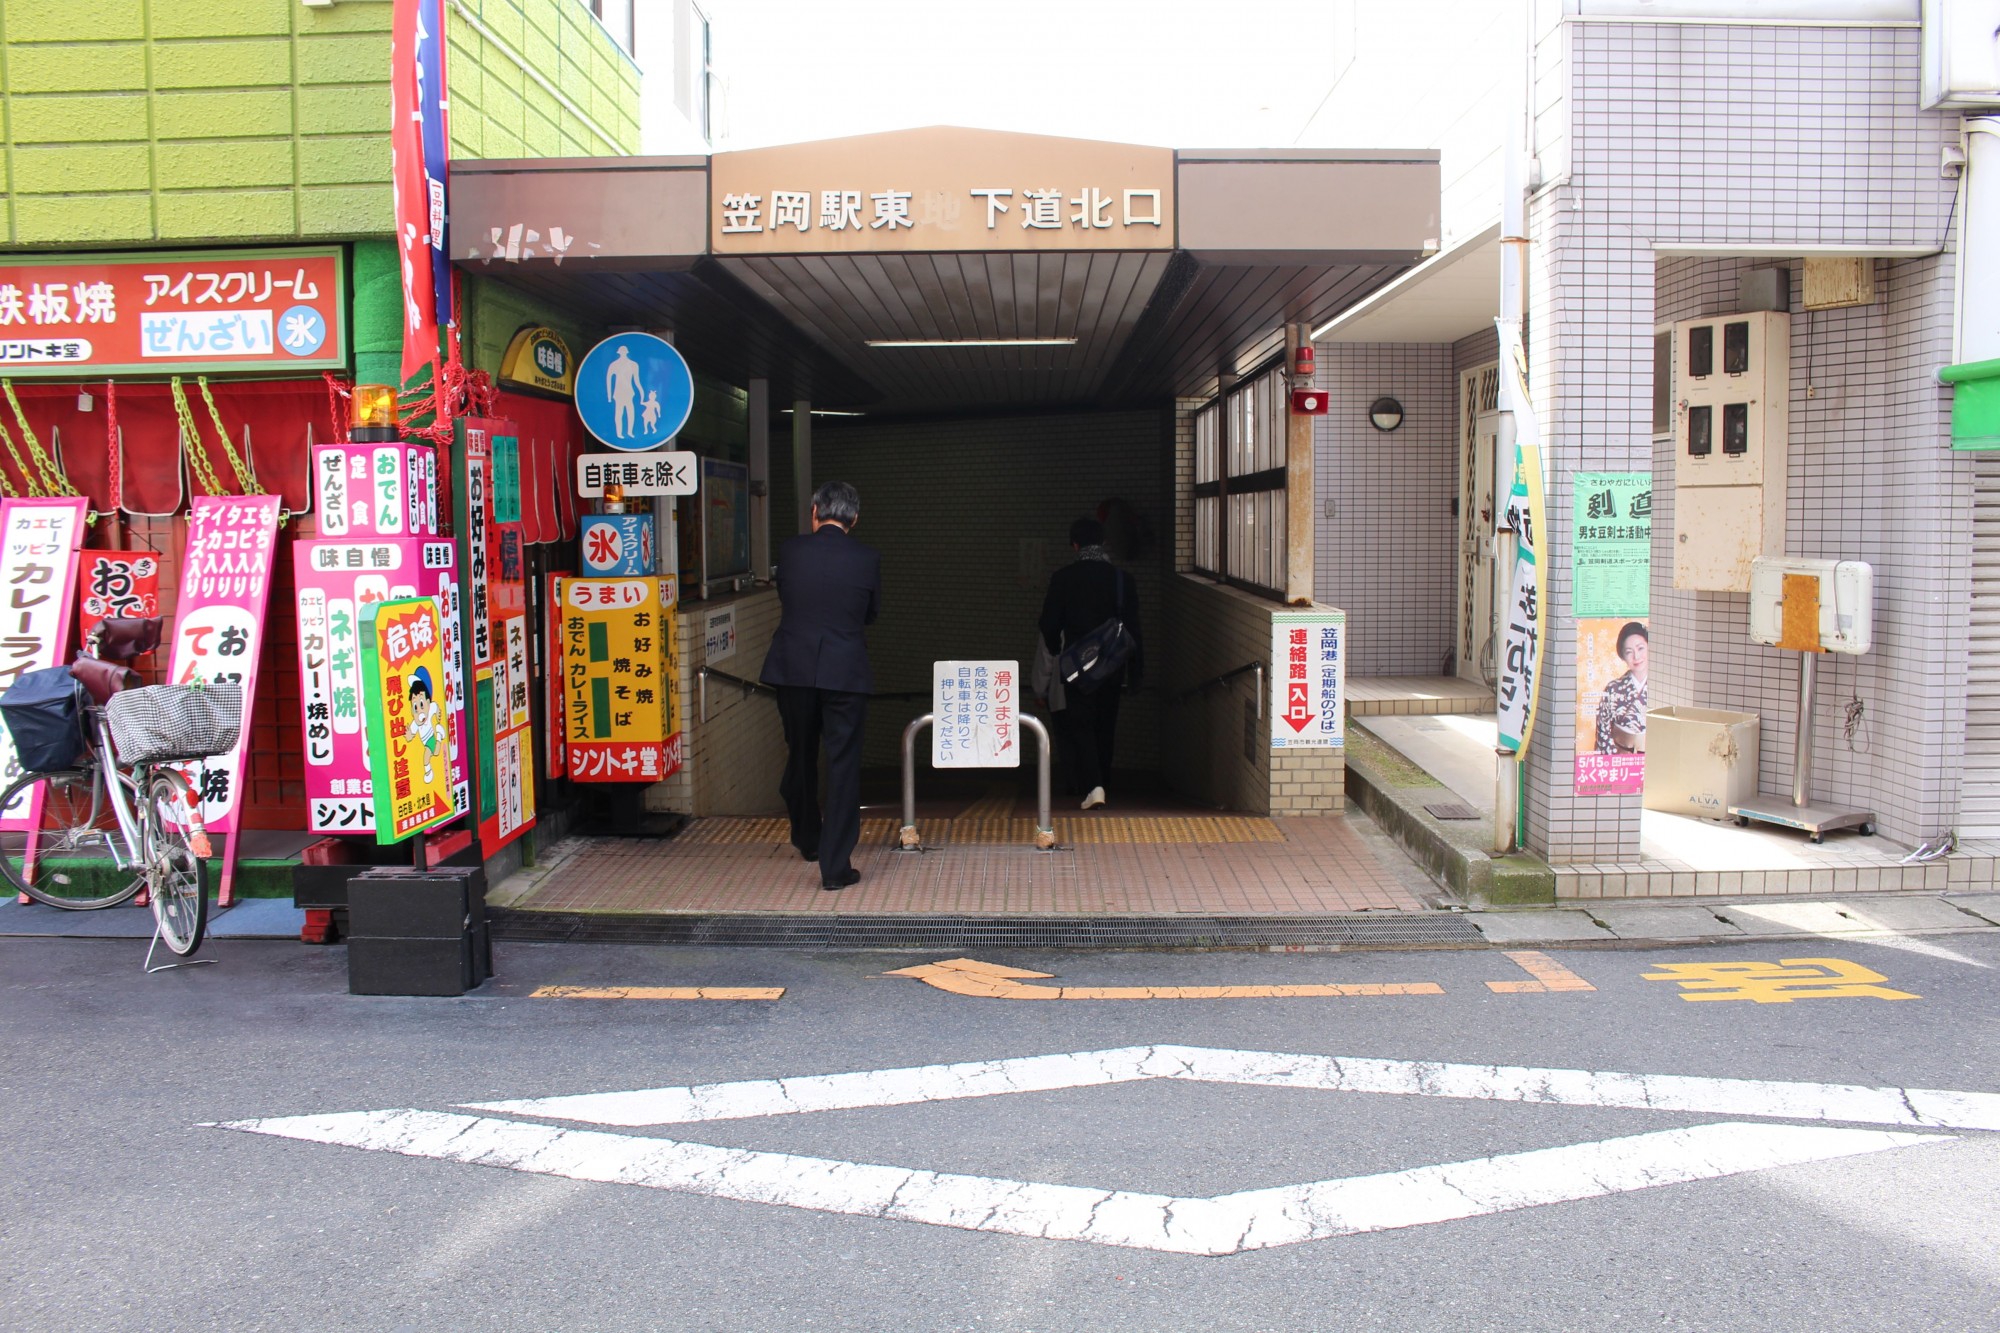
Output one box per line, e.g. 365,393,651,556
897,713,1056,852
698,667,942,724
1168,660,1265,718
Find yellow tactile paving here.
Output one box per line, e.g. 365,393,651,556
674,814,1284,848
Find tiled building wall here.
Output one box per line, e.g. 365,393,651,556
1311,344,1457,677
648,588,786,817
1650,252,1964,847
804,410,1174,773
1521,20,1960,862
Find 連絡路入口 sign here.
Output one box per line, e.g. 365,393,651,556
576,451,697,497
1270,611,1344,749
293,537,467,837
562,577,682,782
359,595,460,842
0,248,345,377
932,660,1020,768
574,334,694,452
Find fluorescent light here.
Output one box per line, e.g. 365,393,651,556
864,337,1078,348
778,408,866,417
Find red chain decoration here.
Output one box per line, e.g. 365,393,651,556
104,379,122,514
323,371,351,444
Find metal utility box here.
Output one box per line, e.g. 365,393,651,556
1644,706,1760,819
1672,311,1789,592
1748,558,1874,655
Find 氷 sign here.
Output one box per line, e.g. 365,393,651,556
580,514,655,576
574,333,694,452
293,537,466,836
931,660,1020,768
561,576,681,782
1270,610,1344,749
359,595,459,842
0,248,345,377
0,498,89,827
165,495,282,833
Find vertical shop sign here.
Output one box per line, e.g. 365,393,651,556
931,661,1019,768
1269,610,1345,748
166,495,282,833
0,498,89,825
579,514,655,576
454,418,536,851
1573,472,1652,797
359,595,458,841
1495,319,1547,755
562,576,681,782
312,441,440,539
293,537,467,835
76,550,160,643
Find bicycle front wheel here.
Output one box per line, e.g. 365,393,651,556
0,768,140,909
141,769,208,956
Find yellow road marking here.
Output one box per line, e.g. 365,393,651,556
1641,957,1919,1003
883,957,1443,1001
1485,950,1596,993
530,985,785,1001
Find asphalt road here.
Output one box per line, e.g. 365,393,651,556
3,931,1997,1332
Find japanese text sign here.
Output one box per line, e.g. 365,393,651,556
561,577,681,783
711,130,1175,254
166,495,282,832
312,441,440,539
293,537,466,836
76,551,160,645
1496,318,1548,755
580,514,655,576
576,451,698,497
359,595,459,842
0,498,88,826
932,660,1020,768
1270,611,1345,749
1573,471,1652,799
0,248,345,377
454,418,535,852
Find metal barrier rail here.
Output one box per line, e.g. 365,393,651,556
1168,661,1265,717
897,713,1056,852
699,667,937,724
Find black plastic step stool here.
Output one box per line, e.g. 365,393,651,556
346,865,492,996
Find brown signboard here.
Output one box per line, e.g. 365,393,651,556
711,127,1175,254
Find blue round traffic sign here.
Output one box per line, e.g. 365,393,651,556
575,333,695,452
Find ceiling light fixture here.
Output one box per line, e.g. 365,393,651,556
864,337,1078,348
778,408,866,417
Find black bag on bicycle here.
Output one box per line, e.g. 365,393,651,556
0,666,91,774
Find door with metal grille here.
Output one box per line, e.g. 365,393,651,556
1962,454,2000,835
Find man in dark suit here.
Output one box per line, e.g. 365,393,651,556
760,480,881,890
1039,516,1140,810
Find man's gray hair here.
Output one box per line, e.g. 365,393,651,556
812,480,861,528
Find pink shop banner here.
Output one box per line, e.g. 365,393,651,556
0,497,89,831
293,536,467,835
166,494,282,832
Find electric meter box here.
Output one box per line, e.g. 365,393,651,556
1672,310,1789,593
1748,557,1874,655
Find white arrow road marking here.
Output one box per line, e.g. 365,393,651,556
214,1111,1941,1257
463,1044,2000,1133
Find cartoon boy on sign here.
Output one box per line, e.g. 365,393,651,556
405,666,444,786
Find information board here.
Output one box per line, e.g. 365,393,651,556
932,660,1021,768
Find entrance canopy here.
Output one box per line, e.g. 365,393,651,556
452,127,1440,414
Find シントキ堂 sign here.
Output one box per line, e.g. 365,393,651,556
0,248,345,376
561,577,681,783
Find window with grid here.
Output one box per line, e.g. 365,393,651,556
1192,367,1288,596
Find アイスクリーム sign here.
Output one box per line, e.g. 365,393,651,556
0,248,345,377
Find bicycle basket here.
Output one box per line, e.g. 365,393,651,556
0,666,90,773
105,682,243,765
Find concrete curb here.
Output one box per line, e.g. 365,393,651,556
1343,729,1555,906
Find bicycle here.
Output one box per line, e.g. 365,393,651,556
0,619,239,969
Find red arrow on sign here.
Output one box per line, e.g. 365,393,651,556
1286,682,1314,733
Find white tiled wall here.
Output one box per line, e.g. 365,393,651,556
1521,21,1961,862
1312,345,1458,677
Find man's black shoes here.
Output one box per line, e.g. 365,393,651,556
794,843,818,862
820,868,861,891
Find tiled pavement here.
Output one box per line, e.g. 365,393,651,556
504,809,1432,916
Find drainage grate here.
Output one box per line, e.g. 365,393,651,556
491,910,1483,950
1423,802,1480,821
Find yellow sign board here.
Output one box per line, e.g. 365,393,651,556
561,576,681,782
497,325,575,397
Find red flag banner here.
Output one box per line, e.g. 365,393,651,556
390,0,451,384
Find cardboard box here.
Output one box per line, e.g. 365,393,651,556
1644,707,1759,818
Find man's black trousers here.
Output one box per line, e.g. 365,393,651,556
1056,683,1121,794
775,686,868,878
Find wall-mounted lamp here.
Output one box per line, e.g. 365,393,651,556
1368,396,1405,432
